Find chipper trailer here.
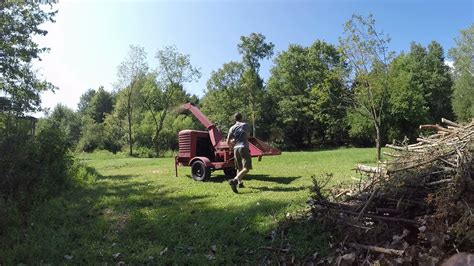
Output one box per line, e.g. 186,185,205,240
175,103,281,181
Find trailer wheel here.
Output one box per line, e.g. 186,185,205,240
223,168,237,178
191,160,210,181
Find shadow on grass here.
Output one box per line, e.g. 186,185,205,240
246,174,302,185
252,185,309,192
2,170,310,265
207,174,301,185
97,174,138,180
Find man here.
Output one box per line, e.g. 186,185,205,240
227,112,252,193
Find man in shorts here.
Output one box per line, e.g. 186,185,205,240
227,112,252,193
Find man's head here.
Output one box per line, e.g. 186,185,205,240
234,112,242,122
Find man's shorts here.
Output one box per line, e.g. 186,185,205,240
234,146,252,170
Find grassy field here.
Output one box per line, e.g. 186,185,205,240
1,148,379,264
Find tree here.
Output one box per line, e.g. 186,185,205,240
77,116,105,152
201,61,246,131
102,111,126,154
340,14,393,160
237,33,274,137
0,2,56,121
87,87,114,123
46,104,82,148
385,51,429,141
77,89,96,115
117,45,148,156
449,24,474,121
142,46,200,154
78,87,114,123
268,41,348,148
240,67,264,136
385,42,453,142
423,42,453,121
238,33,275,72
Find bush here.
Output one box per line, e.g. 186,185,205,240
34,122,72,198
0,130,41,200
0,198,22,241
0,120,90,202
68,160,100,186
76,117,105,152
133,146,157,158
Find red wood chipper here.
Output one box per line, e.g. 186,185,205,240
175,103,281,181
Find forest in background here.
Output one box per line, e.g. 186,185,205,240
42,19,473,158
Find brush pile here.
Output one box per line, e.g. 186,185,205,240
308,118,474,265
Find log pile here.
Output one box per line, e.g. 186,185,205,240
308,118,474,265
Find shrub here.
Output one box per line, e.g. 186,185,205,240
34,122,72,198
0,130,40,200
133,146,157,158
76,117,105,152
0,120,91,202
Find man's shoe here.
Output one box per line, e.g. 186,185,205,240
239,182,245,188
229,179,238,193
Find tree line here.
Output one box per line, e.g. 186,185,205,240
2,2,473,162
42,18,473,160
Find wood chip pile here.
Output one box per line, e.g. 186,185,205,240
308,118,473,265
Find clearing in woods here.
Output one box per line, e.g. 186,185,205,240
3,148,379,264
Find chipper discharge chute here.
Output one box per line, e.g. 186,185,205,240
175,103,281,181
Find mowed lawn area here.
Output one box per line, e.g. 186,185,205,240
2,148,379,264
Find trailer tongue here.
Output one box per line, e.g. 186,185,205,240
175,103,281,181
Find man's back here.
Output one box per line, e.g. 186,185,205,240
228,122,249,148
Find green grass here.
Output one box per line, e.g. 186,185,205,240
1,148,379,264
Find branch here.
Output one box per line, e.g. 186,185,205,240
349,243,404,256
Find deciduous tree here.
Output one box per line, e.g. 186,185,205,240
0,1,56,124
237,33,274,137
449,24,474,121
268,41,348,148
143,46,200,154
340,14,393,160
117,45,148,156
201,61,246,131
78,87,114,123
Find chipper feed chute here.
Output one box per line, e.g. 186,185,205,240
248,137,281,157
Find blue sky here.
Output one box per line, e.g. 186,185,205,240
35,0,473,112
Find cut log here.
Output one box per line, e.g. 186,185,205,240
419,124,454,133
441,118,461,128
416,138,435,144
355,164,382,174
383,152,402,158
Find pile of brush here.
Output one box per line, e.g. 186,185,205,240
308,118,473,265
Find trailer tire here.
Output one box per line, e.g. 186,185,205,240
191,160,210,181
223,168,237,178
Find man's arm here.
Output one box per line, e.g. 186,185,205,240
226,126,233,145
